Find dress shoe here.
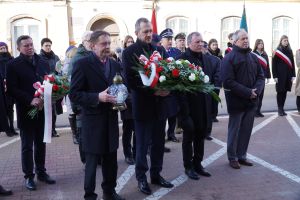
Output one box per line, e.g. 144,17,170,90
238,159,253,166
255,112,264,117
51,130,60,137
25,178,36,191
37,173,56,184
212,118,219,122
167,136,179,142
125,157,135,165
138,180,151,195
103,192,125,200
164,147,171,153
205,136,213,141
5,131,14,137
0,185,12,196
184,169,199,180
194,167,211,177
151,176,174,188
229,160,240,169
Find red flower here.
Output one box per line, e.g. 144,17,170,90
45,75,55,82
188,64,195,69
52,84,59,91
172,69,180,78
156,67,163,73
145,70,150,76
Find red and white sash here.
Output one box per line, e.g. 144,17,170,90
226,47,232,53
275,49,293,69
251,52,268,69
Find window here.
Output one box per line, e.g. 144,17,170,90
221,16,241,51
166,17,189,36
272,16,292,50
11,18,41,56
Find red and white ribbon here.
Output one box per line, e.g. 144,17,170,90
139,63,159,88
275,49,293,69
43,81,53,143
251,52,268,69
226,47,232,53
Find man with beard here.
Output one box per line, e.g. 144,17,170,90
176,32,216,180
69,30,124,200
6,35,56,191
39,38,61,137
221,29,264,169
122,18,174,195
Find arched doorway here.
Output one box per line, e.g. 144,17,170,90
90,18,121,51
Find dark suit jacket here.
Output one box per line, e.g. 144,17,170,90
176,49,218,136
69,53,121,154
6,53,50,129
122,39,169,120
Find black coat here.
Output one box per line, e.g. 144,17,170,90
221,45,265,114
69,53,121,154
272,47,296,92
0,73,9,132
6,53,50,129
122,39,169,120
0,52,13,78
252,50,271,79
39,50,60,73
176,49,219,136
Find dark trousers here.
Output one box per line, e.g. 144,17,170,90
256,87,265,113
20,126,46,179
167,115,177,138
134,119,165,181
277,91,287,108
84,152,117,200
6,101,15,131
77,114,85,163
297,96,300,111
122,119,136,158
182,129,205,169
212,89,220,119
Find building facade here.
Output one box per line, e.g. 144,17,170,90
0,0,299,59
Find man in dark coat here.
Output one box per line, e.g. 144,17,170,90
122,17,174,195
176,32,214,180
6,35,56,191
0,72,13,196
69,30,124,200
39,38,61,137
221,29,264,169
0,42,17,137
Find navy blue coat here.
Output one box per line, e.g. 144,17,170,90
6,53,50,129
69,54,121,154
122,39,169,120
221,45,265,114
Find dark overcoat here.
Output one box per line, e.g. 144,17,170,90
6,53,50,129
0,73,9,132
69,53,121,154
272,47,296,92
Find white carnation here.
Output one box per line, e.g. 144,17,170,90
200,71,205,76
167,57,174,62
159,75,166,82
175,60,182,65
184,60,191,64
204,75,210,83
188,73,196,81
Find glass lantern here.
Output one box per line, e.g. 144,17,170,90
108,73,128,111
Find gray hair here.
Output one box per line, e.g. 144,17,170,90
81,31,93,42
135,18,150,32
232,29,247,42
187,32,201,45
89,30,110,44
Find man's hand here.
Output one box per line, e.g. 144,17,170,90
31,98,44,110
154,90,170,97
99,88,117,104
250,88,257,99
274,78,278,83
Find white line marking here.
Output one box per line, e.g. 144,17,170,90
115,165,135,193
251,114,278,134
0,137,20,149
286,115,300,139
144,147,226,200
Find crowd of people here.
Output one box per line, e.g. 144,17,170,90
0,16,300,200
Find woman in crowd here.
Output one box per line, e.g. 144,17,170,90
0,42,17,137
272,35,296,116
121,35,136,165
208,39,223,60
252,39,271,117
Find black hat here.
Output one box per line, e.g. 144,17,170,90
175,33,186,40
152,34,161,43
159,28,173,38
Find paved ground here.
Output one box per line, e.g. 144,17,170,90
1,110,300,200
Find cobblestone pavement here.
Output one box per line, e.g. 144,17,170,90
0,111,300,200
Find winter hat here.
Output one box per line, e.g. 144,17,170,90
0,42,8,48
